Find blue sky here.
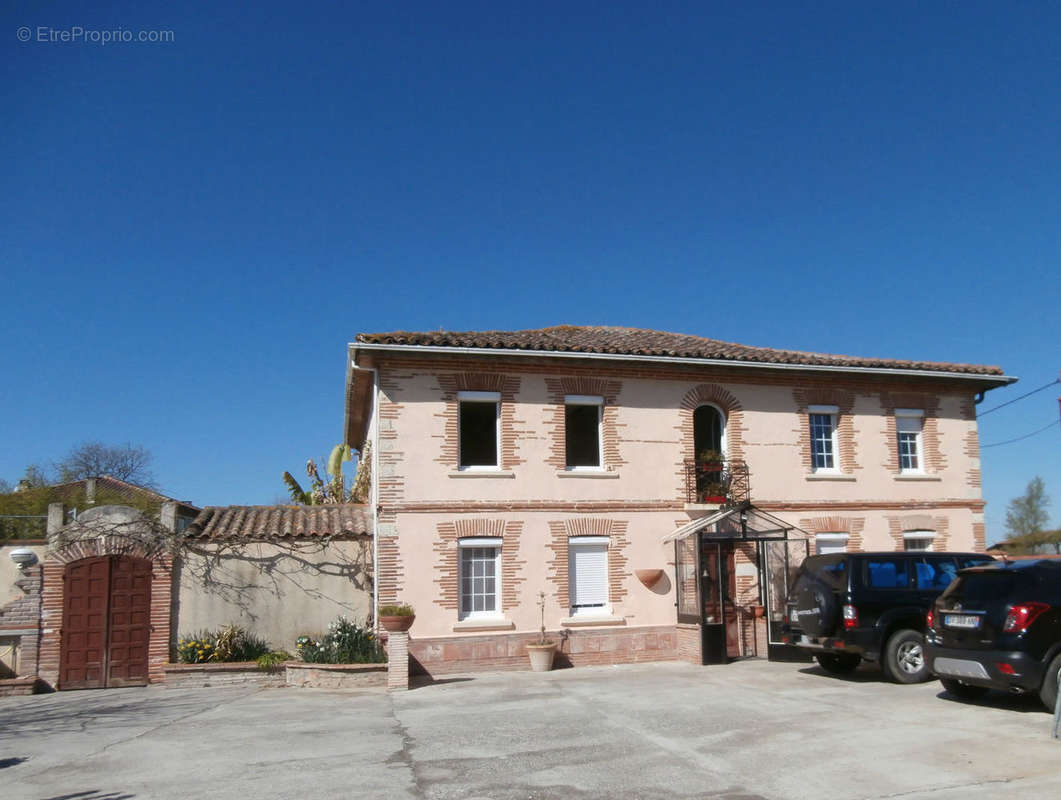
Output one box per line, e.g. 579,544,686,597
2,1,1058,541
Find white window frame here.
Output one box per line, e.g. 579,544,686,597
808,404,840,473
457,391,501,471
903,530,936,552
895,409,924,475
814,532,849,555
458,537,503,620
567,535,610,617
564,394,604,471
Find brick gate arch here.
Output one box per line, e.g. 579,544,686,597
59,555,154,689
38,507,173,690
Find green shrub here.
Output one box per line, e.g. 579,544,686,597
176,625,271,664
296,616,386,664
257,651,292,672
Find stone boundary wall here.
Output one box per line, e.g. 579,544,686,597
162,662,284,689
409,625,678,676
284,661,387,689
0,676,46,696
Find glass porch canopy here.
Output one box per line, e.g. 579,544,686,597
661,501,802,543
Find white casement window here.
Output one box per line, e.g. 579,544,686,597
815,532,850,555
564,395,603,470
808,405,839,472
458,391,500,469
568,536,609,616
903,530,936,552
896,409,924,474
459,538,502,619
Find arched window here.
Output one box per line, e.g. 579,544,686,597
693,404,726,460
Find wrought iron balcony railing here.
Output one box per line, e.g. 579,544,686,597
684,458,750,507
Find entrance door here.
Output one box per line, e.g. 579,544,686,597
700,539,739,664
60,556,152,689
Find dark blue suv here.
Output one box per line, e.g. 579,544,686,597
925,559,1061,709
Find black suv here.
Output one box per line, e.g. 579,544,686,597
781,551,994,682
925,559,1061,709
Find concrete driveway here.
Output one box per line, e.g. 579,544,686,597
3,660,1060,800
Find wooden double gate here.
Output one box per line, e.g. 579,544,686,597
60,555,152,689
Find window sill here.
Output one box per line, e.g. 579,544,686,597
556,470,619,479
684,502,724,511
452,618,515,632
894,474,941,481
448,470,515,479
805,474,857,482
560,615,626,628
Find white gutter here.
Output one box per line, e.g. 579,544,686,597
353,354,381,631
349,342,1017,385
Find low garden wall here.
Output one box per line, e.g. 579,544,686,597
0,676,46,696
163,662,284,689
283,661,387,689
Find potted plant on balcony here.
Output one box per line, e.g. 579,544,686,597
378,603,415,633
525,591,556,672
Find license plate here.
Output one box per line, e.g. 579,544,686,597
943,614,980,629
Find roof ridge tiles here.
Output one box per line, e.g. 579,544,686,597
354,325,1005,377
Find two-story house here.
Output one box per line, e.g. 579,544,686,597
343,326,1014,674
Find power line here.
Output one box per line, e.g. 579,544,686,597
981,420,1060,449
978,378,1059,417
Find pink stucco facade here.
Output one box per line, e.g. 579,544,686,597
348,345,1004,673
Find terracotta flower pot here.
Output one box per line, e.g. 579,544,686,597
526,642,557,672
752,605,765,619
379,614,415,633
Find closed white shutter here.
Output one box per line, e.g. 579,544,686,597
569,542,608,612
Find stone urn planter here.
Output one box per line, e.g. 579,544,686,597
526,642,557,672
380,615,415,632
378,604,415,633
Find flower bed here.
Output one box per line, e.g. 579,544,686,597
283,661,387,689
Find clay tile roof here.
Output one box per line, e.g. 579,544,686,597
183,504,371,541
49,475,199,510
355,325,1006,377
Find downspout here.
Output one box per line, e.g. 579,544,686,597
364,356,381,632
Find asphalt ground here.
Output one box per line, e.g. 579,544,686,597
3,659,1060,800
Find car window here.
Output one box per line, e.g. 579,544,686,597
945,572,1022,603
865,557,910,589
914,558,957,590
803,555,847,590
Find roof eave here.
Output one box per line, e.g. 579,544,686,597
349,341,1017,388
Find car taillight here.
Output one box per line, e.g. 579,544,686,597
1003,602,1050,633
926,608,935,629
843,604,858,629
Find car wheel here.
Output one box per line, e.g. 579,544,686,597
883,629,931,684
1038,653,1061,711
815,652,861,674
940,678,989,700
793,578,839,637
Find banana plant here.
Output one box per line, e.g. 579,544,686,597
282,444,361,505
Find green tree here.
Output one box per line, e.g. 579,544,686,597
1005,477,1051,538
